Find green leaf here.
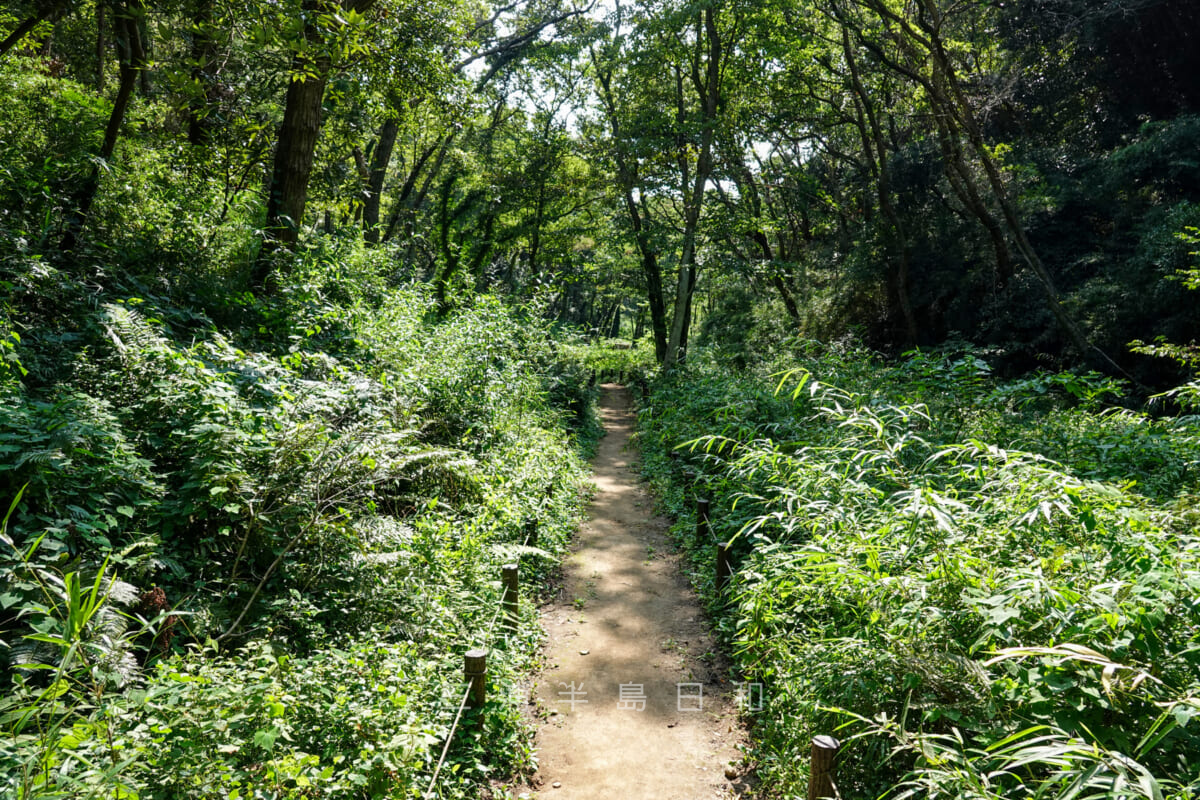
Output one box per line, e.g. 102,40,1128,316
253,728,278,751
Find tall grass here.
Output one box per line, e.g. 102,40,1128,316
639,345,1200,799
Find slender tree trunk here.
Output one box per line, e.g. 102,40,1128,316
61,0,145,252
528,176,547,276
98,12,142,163
664,4,722,370
137,11,151,93
95,2,106,90
932,112,1014,287
859,0,1122,371
467,211,497,291
363,117,398,243
581,287,596,332
841,22,918,345
434,172,459,311
187,0,218,146
0,13,49,60
592,48,669,363
734,156,801,322
621,186,669,362
923,0,1117,369
350,146,369,222
382,134,452,243
677,265,696,358
756,232,801,321
404,144,452,268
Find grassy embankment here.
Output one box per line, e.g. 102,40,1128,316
1,249,601,798
637,341,1200,799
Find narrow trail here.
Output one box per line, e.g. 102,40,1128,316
527,385,746,799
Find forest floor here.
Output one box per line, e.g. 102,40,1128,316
508,385,748,799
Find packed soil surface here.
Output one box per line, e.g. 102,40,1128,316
522,384,748,799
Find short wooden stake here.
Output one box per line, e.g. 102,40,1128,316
696,497,711,540
501,563,519,633
465,649,487,708
525,517,539,548
715,540,732,593
807,735,840,800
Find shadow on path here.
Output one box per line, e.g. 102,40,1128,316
523,385,747,799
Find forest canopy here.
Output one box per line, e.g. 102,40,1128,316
1,0,1197,373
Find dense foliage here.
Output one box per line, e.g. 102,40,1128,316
3,0,1199,370
5,0,1200,796
638,336,1200,798
0,241,598,797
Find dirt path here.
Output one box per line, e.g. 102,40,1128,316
526,385,746,799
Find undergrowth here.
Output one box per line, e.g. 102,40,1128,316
638,342,1200,800
0,250,597,799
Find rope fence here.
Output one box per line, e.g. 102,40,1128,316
420,521,536,799
417,476,842,798
680,452,843,799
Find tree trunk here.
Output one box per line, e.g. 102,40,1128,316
95,2,106,90
382,134,452,243
665,240,698,368
187,0,218,146
622,186,669,362
840,21,918,345
60,0,145,252
254,63,329,282
592,47,670,363
363,117,398,243
528,175,547,277
0,13,50,60
664,4,722,370
253,0,377,288
933,114,1014,288
467,211,497,291
735,157,801,322
136,11,151,93
434,173,460,311
922,1,1117,368
859,0,1122,371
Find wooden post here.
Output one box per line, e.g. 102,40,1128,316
807,735,839,800
465,649,487,708
524,517,538,548
715,541,732,593
696,497,711,540
502,563,519,633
